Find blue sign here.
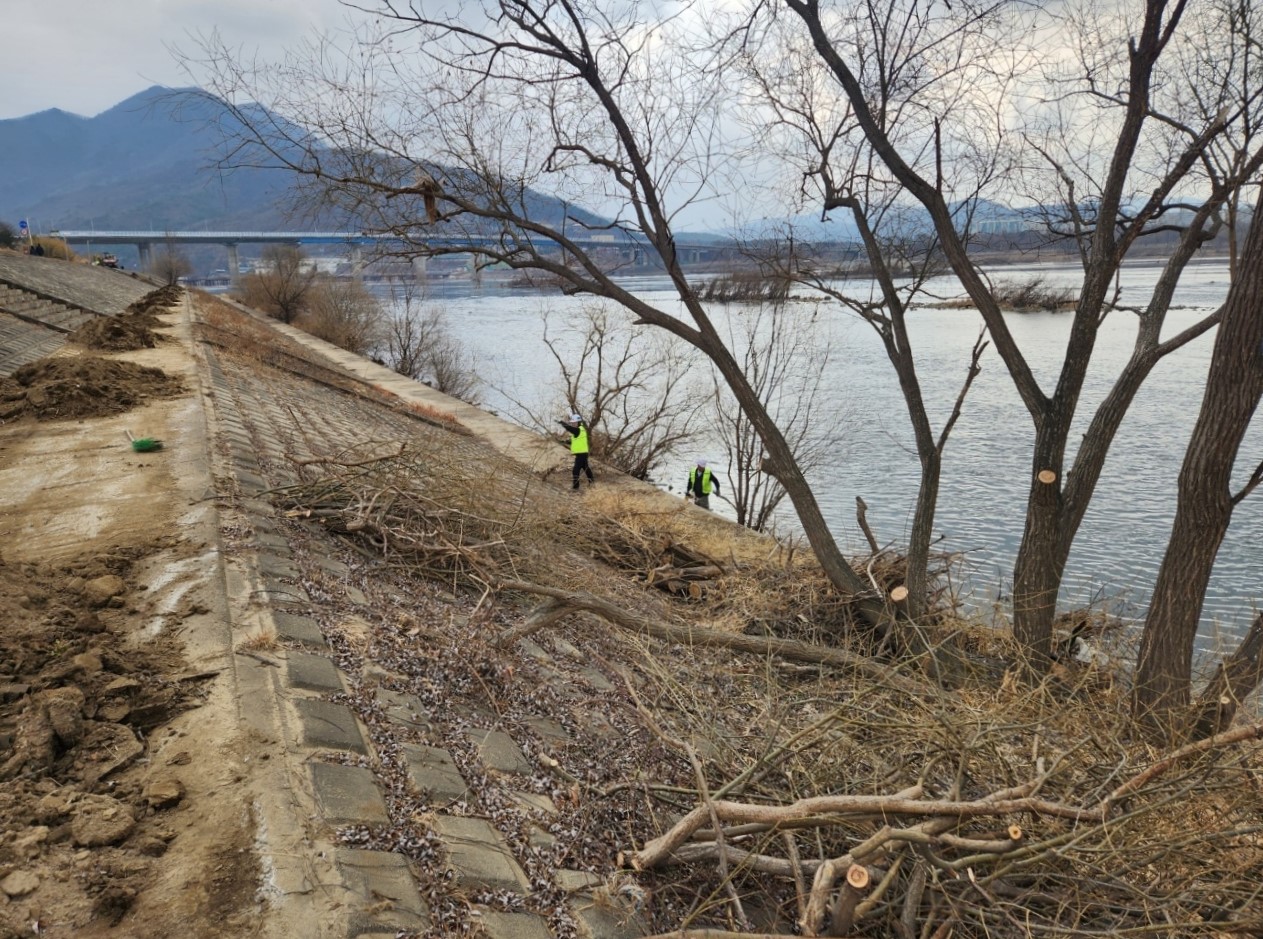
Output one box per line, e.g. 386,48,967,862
18,219,27,231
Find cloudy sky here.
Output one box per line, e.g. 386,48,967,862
0,0,367,120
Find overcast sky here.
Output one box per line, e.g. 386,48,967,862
0,0,365,120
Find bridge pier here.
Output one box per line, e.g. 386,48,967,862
467,253,482,287
226,244,241,284
350,245,364,280
411,255,428,283
136,242,153,271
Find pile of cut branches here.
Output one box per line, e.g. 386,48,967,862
270,445,518,592
590,523,727,599
576,488,974,653
604,636,1263,939
258,444,1263,938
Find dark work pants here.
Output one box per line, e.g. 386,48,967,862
572,453,593,488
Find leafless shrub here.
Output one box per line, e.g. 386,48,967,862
711,301,847,532
296,278,383,356
150,241,194,286
380,280,481,404
528,302,703,481
235,245,317,323
992,277,1077,312
699,270,792,303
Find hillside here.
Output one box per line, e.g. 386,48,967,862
0,86,608,249
0,87,303,234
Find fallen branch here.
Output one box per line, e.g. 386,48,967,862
1102,720,1263,815
495,580,930,697
826,864,870,937
634,790,1097,871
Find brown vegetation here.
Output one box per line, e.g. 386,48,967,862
258,443,1263,937
294,278,382,356
234,245,316,324
698,271,792,303
194,291,468,435
27,236,76,262
988,278,1078,312
382,286,482,403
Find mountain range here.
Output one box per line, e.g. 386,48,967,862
0,85,611,262
0,84,1037,253
2,86,1238,271
0,87,305,237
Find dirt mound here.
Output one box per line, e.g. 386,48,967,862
66,286,184,352
0,544,220,938
125,286,183,320
0,356,184,422
68,316,158,352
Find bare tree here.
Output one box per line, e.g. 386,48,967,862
721,5,999,621
1161,0,1263,279
150,239,193,286
710,299,845,533
777,0,1263,700
1138,188,1263,734
237,244,317,324
185,0,1263,679
186,2,892,624
534,303,703,482
382,280,481,404
297,277,383,357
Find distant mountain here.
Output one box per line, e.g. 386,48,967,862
749,197,1038,244
0,87,305,236
0,86,610,266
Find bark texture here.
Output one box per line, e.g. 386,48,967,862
1134,197,1263,732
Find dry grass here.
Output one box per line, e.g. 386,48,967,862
698,271,793,303
235,628,279,652
191,291,467,435
273,447,1263,937
195,296,1263,937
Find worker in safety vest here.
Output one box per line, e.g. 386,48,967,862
685,459,719,510
557,413,595,490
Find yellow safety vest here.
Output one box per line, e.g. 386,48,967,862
571,425,590,455
689,466,713,495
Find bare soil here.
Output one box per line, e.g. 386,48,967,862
0,357,184,423
67,315,161,353
67,285,184,353
0,546,240,937
0,300,261,938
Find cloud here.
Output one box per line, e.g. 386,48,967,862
0,0,359,119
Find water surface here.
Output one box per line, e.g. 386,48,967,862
393,257,1261,645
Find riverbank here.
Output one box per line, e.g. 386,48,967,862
1,255,1260,938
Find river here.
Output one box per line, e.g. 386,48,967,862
388,256,1261,647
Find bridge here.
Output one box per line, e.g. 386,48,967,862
52,230,729,279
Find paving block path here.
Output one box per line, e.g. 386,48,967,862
0,256,154,375
1,253,661,938
193,297,653,938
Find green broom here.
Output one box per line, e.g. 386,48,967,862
125,429,164,453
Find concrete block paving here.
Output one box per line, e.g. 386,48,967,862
195,302,650,938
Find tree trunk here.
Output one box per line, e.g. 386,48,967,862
1134,197,1263,733
1192,612,1263,739
903,449,940,623
1010,419,1074,667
